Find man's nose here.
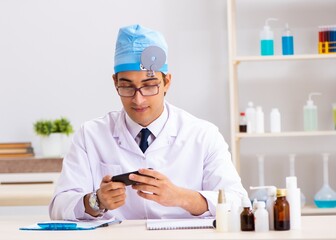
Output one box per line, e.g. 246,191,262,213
132,90,146,105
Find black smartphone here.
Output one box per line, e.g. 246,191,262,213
111,169,153,186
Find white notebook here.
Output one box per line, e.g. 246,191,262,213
146,218,214,230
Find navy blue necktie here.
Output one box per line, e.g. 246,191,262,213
139,128,151,153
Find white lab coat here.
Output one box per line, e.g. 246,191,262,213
49,102,248,220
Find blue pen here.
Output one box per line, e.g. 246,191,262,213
38,222,77,230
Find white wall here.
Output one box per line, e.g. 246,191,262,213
0,0,335,206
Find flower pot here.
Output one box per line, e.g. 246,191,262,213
40,133,63,157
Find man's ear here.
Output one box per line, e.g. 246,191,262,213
112,74,118,87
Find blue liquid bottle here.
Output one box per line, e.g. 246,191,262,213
314,153,336,208
282,23,294,55
260,18,278,56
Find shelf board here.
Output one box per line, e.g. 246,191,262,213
236,131,336,139
302,205,336,216
233,54,336,64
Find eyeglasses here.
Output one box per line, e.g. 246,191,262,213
116,82,161,97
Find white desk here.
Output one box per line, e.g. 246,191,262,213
1,214,336,240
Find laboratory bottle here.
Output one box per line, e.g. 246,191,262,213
282,23,294,55
260,18,278,56
286,177,301,230
239,112,247,133
240,197,254,231
250,186,276,230
270,108,281,133
303,92,321,131
228,202,241,232
216,189,229,232
254,201,269,232
274,189,290,231
314,153,336,208
255,106,265,133
245,101,256,133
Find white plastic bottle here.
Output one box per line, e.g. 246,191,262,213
270,108,281,133
228,201,241,232
260,18,278,56
250,186,276,230
216,189,229,232
286,176,301,230
254,201,269,232
303,92,321,131
255,106,265,133
245,102,256,133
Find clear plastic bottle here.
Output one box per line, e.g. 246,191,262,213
270,108,281,133
282,23,294,55
260,18,278,56
240,197,255,231
303,92,321,131
216,189,229,232
274,189,290,231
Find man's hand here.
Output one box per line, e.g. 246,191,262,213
98,175,126,210
129,168,208,216
84,175,126,217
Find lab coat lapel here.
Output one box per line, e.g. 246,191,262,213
146,103,178,153
112,111,144,156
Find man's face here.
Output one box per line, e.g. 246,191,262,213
113,71,171,127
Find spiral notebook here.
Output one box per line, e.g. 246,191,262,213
146,218,214,230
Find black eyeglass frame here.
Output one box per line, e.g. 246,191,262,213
116,82,161,97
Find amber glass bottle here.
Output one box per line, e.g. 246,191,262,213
274,188,290,230
240,198,255,231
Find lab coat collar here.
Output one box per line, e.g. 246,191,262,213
112,102,178,156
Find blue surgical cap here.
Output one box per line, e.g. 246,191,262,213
114,24,168,74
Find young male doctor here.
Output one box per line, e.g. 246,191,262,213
49,24,248,220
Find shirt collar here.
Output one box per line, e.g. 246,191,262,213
125,103,168,139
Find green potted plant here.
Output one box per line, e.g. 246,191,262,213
34,117,74,156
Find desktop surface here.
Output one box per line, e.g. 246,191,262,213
1,214,336,240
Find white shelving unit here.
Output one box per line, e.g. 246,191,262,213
227,0,336,170
227,0,336,214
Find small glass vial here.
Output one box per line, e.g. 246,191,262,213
239,112,247,133
240,198,255,231
274,188,290,231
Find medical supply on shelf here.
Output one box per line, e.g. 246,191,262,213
255,106,265,133
216,189,229,232
318,25,336,54
286,176,301,230
270,108,281,133
240,197,255,231
314,153,336,208
303,92,321,131
282,23,294,55
239,112,247,133
260,18,278,56
245,102,256,133
274,189,290,231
